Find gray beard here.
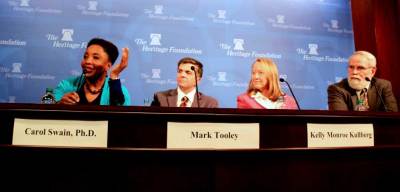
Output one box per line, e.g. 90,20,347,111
347,78,367,91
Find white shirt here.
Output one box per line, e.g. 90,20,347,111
177,87,196,107
251,92,284,109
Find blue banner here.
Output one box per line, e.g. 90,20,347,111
0,0,354,109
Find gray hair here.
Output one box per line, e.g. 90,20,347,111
350,50,377,68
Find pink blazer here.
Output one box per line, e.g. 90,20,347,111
236,93,298,109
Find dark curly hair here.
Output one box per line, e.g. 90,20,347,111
87,38,119,65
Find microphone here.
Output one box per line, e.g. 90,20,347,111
279,78,301,110
365,77,387,112
75,72,85,91
191,66,201,108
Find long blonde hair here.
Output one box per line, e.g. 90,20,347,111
247,58,283,101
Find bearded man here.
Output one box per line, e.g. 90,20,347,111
327,51,398,112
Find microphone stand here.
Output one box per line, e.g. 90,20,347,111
279,78,301,110
191,66,201,108
76,73,85,90
366,77,388,112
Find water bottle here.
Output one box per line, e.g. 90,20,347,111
143,98,152,106
41,88,56,104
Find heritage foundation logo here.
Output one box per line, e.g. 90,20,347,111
141,69,175,85
12,63,22,73
61,29,74,42
217,72,227,82
323,19,353,34
154,5,163,15
331,20,339,29
20,0,30,7
152,68,161,79
308,44,319,55
219,38,282,59
46,29,87,49
233,39,244,51
88,1,98,11
5,62,55,80
276,14,285,24
8,0,62,14
149,33,162,46
208,9,255,26
297,43,348,63
267,14,311,31
144,4,194,22
207,72,247,88
77,1,129,18
135,33,202,55
217,10,226,19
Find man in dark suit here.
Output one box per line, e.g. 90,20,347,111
150,57,218,108
327,51,398,112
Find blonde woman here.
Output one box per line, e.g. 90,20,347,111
237,58,297,109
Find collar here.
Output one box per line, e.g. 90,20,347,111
251,92,284,109
251,91,267,100
177,87,196,107
355,81,371,96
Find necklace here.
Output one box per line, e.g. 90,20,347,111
84,83,102,94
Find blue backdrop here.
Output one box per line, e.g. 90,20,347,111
0,0,354,109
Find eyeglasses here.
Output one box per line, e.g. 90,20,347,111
348,65,373,71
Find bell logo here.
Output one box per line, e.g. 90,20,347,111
233,38,244,51
217,10,226,19
152,68,161,79
20,0,30,7
88,1,98,11
308,44,319,55
217,72,227,82
149,33,161,46
154,5,163,15
276,14,285,24
12,63,22,73
330,19,339,29
61,29,74,41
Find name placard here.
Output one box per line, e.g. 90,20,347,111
307,123,374,148
167,122,259,149
12,118,108,148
